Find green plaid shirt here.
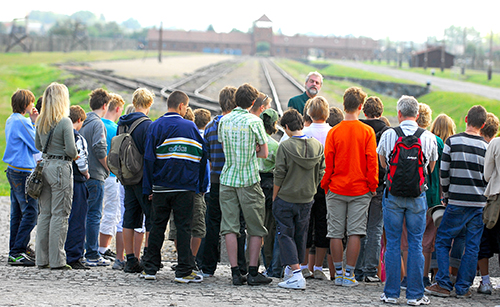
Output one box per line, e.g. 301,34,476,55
218,107,267,187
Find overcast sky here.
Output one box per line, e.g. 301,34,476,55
2,0,497,42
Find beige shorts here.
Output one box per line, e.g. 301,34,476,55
326,191,371,238
220,183,267,237
168,192,207,240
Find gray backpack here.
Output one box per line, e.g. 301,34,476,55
107,117,148,185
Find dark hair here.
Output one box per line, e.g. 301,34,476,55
343,87,367,113
262,113,278,135
362,96,383,118
235,83,259,109
280,109,304,132
89,88,110,110
167,90,189,110
11,89,35,114
194,108,211,129
35,96,43,113
251,92,272,113
327,107,344,127
219,86,237,113
467,105,487,129
69,105,87,123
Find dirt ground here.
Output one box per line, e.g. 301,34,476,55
90,54,236,82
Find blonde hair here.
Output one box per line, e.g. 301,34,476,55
430,114,456,143
36,82,70,134
184,107,195,122
132,88,155,109
307,96,330,121
108,93,125,110
416,103,432,129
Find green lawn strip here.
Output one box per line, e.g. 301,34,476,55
360,60,500,88
418,91,500,133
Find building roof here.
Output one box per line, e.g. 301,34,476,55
256,14,272,22
273,34,378,49
414,46,455,57
147,29,252,45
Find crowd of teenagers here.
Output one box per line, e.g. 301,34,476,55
4,71,500,305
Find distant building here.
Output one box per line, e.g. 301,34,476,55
411,46,455,68
147,15,378,60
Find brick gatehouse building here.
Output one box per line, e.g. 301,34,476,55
147,15,378,60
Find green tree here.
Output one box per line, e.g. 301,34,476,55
207,24,215,32
70,11,97,25
122,18,141,30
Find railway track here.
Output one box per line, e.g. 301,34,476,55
259,58,304,116
61,57,305,118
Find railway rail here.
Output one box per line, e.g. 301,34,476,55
61,57,306,119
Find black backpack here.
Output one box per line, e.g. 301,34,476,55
386,127,427,198
107,117,149,185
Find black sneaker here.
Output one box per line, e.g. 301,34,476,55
247,272,272,286
26,245,36,260
102,249,116,261
8,253,35,266
124,257,143,273
232,274,246,286
69,260,90,270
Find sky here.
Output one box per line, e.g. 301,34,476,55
1,0,498,43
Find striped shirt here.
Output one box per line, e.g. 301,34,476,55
204,115,224,184
441,132,488,207
218,107,267,187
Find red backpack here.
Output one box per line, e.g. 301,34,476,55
386,127,427,198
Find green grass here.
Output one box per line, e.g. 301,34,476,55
418,92,500,132
313,60,417,84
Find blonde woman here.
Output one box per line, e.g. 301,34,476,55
35,82,78,270
430,114,456,143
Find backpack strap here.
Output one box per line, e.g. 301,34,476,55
413,127,426,139
393,126,404,138
129,117,148,134
120,117,149,135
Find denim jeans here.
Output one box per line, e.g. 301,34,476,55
65,181,88,263
7,168,38,256
265,231,283,278
383,190,426,300
435,205,484,295
273,197,313,267
85,178,104,260
355,194,383,278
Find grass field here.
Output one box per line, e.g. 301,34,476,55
0,51,160,195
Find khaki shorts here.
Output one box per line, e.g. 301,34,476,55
220,183,267,237
168,192,207,240
326,191,371,238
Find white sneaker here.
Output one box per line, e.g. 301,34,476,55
380,293,398,304
84,256,111,267
278,274,306,290
407,295,430,306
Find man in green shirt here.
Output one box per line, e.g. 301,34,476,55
218,83,271,286
287,71,323,115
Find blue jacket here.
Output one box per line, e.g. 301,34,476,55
3,113,39,172
143,112,209,195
